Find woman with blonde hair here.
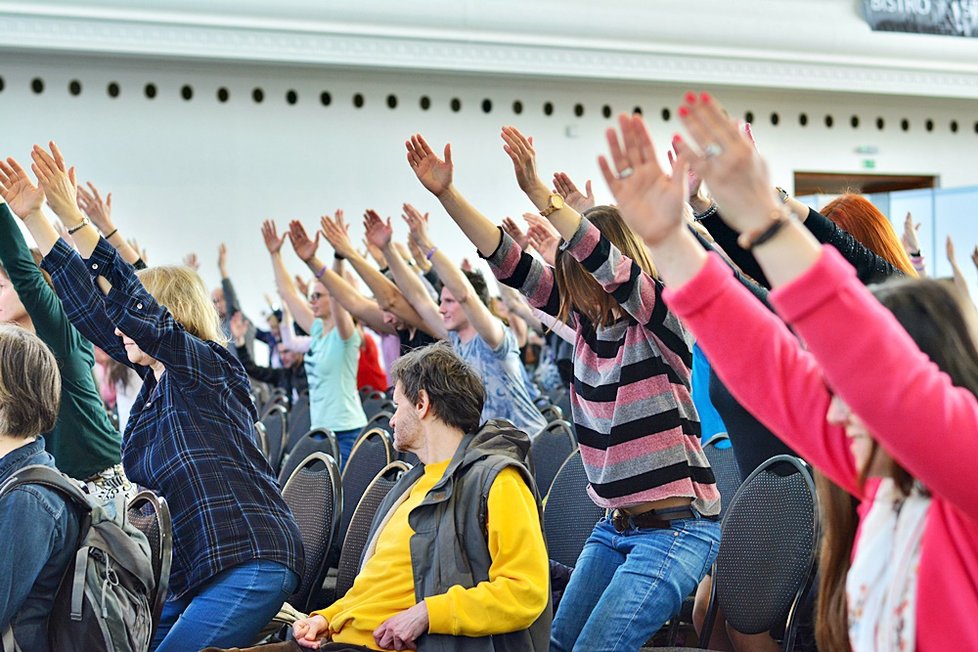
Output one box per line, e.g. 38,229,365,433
13,142,304,652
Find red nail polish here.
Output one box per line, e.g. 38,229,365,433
700,92,711,103
678,106,689,118
672,134,683,143
684,91,696,104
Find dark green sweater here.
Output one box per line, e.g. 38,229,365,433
0,204,121,479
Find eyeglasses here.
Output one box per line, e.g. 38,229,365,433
309,292,323,301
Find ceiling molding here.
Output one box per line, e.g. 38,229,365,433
2,5,978,99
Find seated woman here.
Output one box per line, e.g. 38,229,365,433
19,142,304,652
601,96,978,651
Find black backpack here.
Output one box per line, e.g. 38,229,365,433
0,465,158,652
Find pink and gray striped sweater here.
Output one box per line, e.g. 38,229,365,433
487,217,720,514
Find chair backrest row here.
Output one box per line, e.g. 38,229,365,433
279,428,340,487
281,451,343,612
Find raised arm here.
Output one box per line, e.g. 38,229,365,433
360,208,445,339
76,181,141,265
404,134,561,318
500,126,583,242
287,215,355,341
321,209,435,336
217,242,243,316
946,235,973,304
284,218,392,335
261,219,316,334
403,205,504,347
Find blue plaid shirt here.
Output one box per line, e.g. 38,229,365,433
42,238,304,598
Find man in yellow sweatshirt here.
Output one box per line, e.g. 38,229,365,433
292,341,551,651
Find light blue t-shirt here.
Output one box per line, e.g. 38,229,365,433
450,327,548,437
305,320,368,433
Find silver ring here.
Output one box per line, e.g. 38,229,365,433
703,143,723,158
619,167,635,179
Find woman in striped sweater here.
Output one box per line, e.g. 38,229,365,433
404,130,721,650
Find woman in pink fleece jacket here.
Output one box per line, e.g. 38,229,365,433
594,97,978,651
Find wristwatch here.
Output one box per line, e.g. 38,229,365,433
775,187,790,204
540,193,565,217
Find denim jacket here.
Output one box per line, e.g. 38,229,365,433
0,438,79,652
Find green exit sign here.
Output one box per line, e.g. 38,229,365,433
861,159,877,170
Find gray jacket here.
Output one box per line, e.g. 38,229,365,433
364,419,551,652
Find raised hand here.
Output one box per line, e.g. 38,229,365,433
406,134,453,197
527,222,560,266
261,219,287,254
363,209,394,249
183,252,199,271
0,157,45,219
30,142,82,224
402,203,434,252
522,212,560,238
294,275,311,299
218,242,228,275
75,181,114,233
320,209,356,259
673,92,780,234
229,311,248,342
501,126,543,195
947,234,957,265
461,258,473,272
288,220,320,262
501,216,530,250
407,235,432,271
667,145,704,204
598,113,687,246
553,172,595,212
902,212,921,255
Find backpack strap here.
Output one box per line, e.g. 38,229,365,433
0,465,94,512
0,465,95,622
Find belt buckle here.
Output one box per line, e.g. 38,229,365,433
611,510,630,532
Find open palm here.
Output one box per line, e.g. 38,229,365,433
364,210,393,249
0,159,44,219
406,134,453,196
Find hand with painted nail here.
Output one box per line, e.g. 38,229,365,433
598,113,687,247
673,91,781,234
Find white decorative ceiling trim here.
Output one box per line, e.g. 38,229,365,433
2,10,978,99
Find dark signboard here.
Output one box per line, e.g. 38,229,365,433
863,0,978,37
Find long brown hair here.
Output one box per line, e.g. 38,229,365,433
820,194,918,277
815,277,978,651
554,205,656,327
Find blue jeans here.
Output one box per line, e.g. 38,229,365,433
150,559,299,652
551,514,721,652
335,427,360,469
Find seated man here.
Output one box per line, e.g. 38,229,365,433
213,342,551,652
0,325,80,651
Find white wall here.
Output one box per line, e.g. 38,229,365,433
2,3,978,318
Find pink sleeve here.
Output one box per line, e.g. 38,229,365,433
664,252,860,495
771,247,978,520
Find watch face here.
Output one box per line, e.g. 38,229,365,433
551,194,565,209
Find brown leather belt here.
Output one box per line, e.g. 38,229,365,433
610,506,719,532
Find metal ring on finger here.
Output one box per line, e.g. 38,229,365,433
703,143,724,158
619,166,635,179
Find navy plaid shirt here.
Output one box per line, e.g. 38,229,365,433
42,238,304,598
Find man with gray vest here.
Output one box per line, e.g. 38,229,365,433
297,341,550,651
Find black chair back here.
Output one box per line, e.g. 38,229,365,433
334,461,410,599
253,421,270,459
361,396,395,420
284,392,311,454
127,490,172,633
360,410,394,437
278,428,339,486
543,449,605,569
281,452,343,612
701,455,819,651
539,404,563,424
702,433,743,521
529,420,577,497
338,428,394,549
261,388,289,415
260,403,288,471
